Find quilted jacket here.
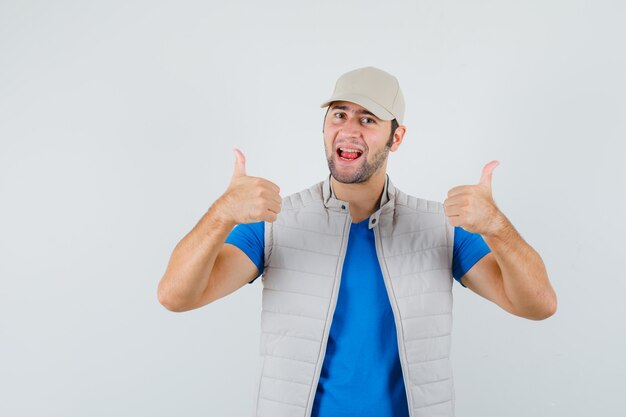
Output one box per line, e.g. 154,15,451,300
254,174,456,417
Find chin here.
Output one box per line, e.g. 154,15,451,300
327,154,377,184
329,169,371,184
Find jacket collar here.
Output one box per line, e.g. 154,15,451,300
322,173,396,229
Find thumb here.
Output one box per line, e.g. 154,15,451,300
232,148,246,178
479,160,499,188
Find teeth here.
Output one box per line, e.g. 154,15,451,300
339,147,362,153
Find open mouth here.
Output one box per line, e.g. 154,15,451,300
336,147,363,161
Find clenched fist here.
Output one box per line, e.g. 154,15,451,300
443,160,506,236
216,148,282,224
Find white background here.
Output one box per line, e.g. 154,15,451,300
1,0,625,416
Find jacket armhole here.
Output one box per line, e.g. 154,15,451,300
263,220,273,282
445,216,454,282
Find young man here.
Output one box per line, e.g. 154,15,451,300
157,66,557,417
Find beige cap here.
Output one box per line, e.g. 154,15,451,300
320,66,405,124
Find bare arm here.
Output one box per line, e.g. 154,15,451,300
157,202,257,312
444,161,557,320
461,221,557,320
157,148,281,312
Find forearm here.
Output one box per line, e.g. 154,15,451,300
158,198,236,310
483,214,557,320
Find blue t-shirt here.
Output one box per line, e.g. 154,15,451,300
225,220,490,417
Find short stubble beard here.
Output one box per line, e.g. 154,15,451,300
326,141,391,184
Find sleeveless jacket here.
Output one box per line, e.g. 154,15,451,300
254,174,456,417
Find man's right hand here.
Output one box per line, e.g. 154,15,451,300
216,148,282,224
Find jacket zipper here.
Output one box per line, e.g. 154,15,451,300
304,212,352,417
373,224,415,417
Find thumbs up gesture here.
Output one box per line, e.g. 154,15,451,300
443,160,505,236
217,148,282,224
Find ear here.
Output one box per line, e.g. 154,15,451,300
389,125,406,152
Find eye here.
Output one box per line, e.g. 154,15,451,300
333,112,344,119
361,117,375,124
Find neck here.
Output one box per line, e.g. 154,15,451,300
330,169,386,223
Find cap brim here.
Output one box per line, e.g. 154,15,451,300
320,93,395,121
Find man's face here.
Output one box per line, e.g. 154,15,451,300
323,100,395,184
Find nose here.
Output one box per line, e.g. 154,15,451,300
338,115,363,138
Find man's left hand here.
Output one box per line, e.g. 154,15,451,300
444,160,506,236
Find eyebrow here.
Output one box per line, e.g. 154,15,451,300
329,104,379,119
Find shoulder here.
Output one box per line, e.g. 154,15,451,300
279,180,325,211
391,184,446,216
385,182,452,239
388,183,454,255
